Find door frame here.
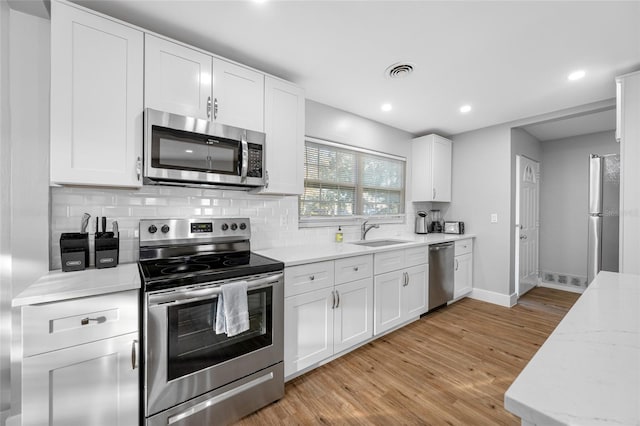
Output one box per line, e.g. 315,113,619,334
515,155,541,297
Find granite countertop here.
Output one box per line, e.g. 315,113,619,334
504,271,640,425
12,263,141,307
255,233,475,266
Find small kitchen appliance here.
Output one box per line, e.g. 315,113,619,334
415,211,429,234
138,217,284,426
144,108,265,189
444,221,465,234
430,209,443,233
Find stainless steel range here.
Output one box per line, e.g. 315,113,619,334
138,218,284,426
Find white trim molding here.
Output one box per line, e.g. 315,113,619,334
469,288,518,307
539,281,585,294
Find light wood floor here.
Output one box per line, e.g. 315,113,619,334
237,287,579,425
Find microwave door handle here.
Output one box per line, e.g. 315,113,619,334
240,134,249,182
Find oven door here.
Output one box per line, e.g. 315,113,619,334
145,272,283,416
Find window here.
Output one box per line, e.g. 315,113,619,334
299,138,405,223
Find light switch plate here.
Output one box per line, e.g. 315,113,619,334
490,213,498,223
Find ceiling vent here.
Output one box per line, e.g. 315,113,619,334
385,62,415,79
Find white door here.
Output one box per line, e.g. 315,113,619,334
212,57,264,131
515,155,540,296
260,77,305,195
144,34,212,120
373,270,404,335
284,287,334,377
50,2,143,187
333,278,373,354
403,264,428,317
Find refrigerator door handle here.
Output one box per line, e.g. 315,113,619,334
588,155,603,215
587,214,602,284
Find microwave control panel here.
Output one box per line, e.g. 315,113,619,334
247,144,263,178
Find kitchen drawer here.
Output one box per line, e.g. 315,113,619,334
455,239,473,256
374,250,405,275
404,246,428,268
22,290,138,357
335,255,373,285
285,261,335,297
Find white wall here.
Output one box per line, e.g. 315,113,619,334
539,130,618,283
510,128,541,293
449,125,512,297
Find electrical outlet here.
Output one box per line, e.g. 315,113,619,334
490,213,498,223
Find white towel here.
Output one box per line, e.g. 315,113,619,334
215,281,249,337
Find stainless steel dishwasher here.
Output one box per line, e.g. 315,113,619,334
429,242,454,310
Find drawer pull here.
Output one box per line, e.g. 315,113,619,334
309,275,315,281
80,316,106,326
353,267,359,272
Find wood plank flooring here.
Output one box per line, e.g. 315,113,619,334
237,287,579,425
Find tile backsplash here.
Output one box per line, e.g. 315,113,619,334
50,186,414,269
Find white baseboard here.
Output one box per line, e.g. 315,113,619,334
539,281,585,294
4,412,20,426
469,288,518,307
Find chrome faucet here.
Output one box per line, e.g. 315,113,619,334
361,220,379,240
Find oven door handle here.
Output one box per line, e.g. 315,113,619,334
148,273,283,306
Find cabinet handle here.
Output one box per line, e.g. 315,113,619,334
131,339,138,370
80,316,106,325
433,188,436,200
309,275,315,281
213,97,219,120
455,259,459,271
335,290,340,308
136,156,142,181
406,272,410,286
402,272,408,287
354,266,359,272
207,96,212,119
331,290,336,309
265,170,269,189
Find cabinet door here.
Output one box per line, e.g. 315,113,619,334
334,278,373,354
50,2,143,187
212,57,264,132
284,288,334,377
260,77,305,195
22,332,139,426
454,253,473,300
404,264,428,318
373,270,404,335
144,34,213,120
432,135,452,202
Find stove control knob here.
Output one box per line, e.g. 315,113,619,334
148,225,157,234
230,223,238,231
221,223,229,231
239,222,247,230
161,225,170,234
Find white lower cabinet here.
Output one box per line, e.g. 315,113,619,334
373,246,429,336
284,255,373,378
20,290,139,426
453,239,474,300
374,263,428,335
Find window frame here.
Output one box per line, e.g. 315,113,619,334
299,137,406,228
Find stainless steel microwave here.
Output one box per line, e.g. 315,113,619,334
144,108,265,188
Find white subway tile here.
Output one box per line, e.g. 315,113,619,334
53,194,85,205
168,197,190,206
131,207,158,217
102,206,132,217
189,197,211,206
156,207,183,217
222,208,240,216
116,196,144,206
144,197,168,206
201,189,222,198
211,198,230,207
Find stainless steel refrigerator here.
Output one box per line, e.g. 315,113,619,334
587,154,620,284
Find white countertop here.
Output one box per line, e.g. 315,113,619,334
12,263,141,307
504,271,640,425
255,233,474,266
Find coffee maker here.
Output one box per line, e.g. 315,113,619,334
430,209,443,233
415,211,428,234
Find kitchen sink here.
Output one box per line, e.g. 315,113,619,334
350,239,411,247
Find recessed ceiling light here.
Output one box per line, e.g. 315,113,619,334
381,103,393,112
459,104,472,113
185,149,193,154
568,70,586,81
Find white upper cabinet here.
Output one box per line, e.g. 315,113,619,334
211,57,264,132
259,77,305,195
50,1,143,187
144,34,212,120
411,134,452,202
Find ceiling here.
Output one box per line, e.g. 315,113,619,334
521,108,616,142
72,0,640,137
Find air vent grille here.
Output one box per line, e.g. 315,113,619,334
385,62,415,79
